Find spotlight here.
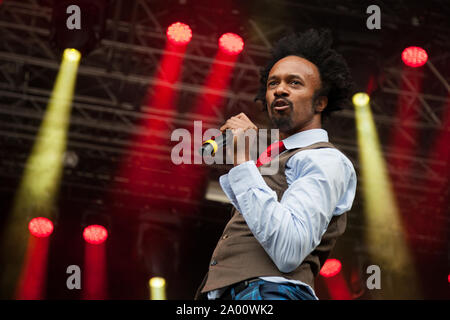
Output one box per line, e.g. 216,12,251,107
218,33,244,55
352,92,370,107
63,48,81,62
83,225,108,245
320,258,342,278
81,211,111,244
401,46,428,67
149,276,166,300
166,22,192,46
150,277,165,288
28,217,54,238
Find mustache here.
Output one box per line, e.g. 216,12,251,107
271,98,293,109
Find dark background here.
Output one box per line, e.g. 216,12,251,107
0,0,449,299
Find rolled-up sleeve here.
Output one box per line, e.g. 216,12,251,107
221,150,356,273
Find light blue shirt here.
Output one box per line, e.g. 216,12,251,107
207,128,357,300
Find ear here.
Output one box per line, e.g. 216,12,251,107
314,96,328,113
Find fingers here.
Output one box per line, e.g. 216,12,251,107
220,118,244,132
220,121,256,133
220,113,257,132
235,112,251,122
236,113,258,130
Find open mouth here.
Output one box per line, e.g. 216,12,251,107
274,104,290,111
273,99,291,112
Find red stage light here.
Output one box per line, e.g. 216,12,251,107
219,33,244,55
320,258,342,278
83,225,108,245
402,46,428,67
166,22,192,45
28,217,54,238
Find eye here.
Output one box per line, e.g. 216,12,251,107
267,81,278,87
290,80,302,85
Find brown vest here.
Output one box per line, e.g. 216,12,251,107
195,142,347,299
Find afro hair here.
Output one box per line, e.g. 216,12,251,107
255,29,354,121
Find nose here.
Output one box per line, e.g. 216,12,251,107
274,82,289,97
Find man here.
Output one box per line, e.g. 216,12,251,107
195,29,357,300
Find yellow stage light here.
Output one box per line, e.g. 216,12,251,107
0,48,81,298
354,99,421,299
64,48,81,62
149,277,166,300
352,92,370,107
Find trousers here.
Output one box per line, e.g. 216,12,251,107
221,279,316,300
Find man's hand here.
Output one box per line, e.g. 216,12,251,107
219,113,258,166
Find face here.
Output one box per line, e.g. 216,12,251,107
265,55,327,137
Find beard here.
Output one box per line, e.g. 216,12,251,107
270,115,293,131
269,97,294,131
269,100,317,133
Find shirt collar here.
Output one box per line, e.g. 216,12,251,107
282,128,329,150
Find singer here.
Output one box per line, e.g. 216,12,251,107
195,29,357,300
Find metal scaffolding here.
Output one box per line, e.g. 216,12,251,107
0,0,449,230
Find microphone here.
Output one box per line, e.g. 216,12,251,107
200,131,233,157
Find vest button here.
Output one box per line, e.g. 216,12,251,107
210,259,217,266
